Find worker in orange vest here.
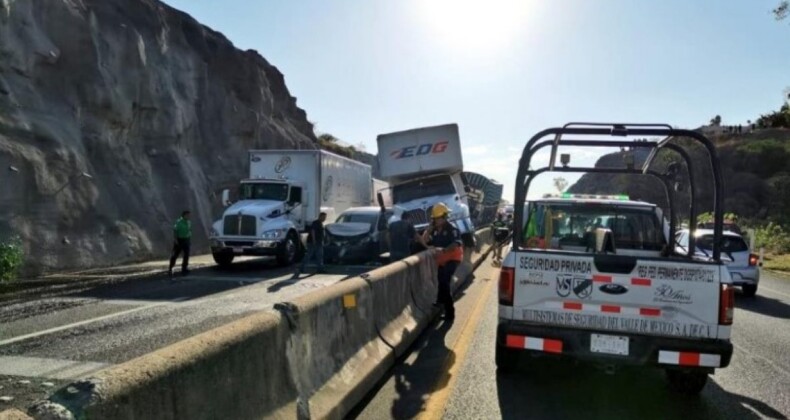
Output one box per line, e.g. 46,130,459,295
421,203,463,321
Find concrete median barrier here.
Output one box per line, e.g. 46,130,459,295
364,252,436,358
276,277,392,420
32,311,298,420
452,227,493,293
30,229,494,420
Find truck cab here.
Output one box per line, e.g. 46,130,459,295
209,149,372,268
210,178,305,267
377,124,475,245
390,173,473,235
497,123,734,396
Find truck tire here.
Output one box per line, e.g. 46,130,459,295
213,252,234,268
276,232,298,267
742,284,758,297
666,369,708,395
496,344,518,372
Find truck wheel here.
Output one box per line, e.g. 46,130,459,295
496,344,518,372
213,252,234,268
742,284,758,297
276,233,298,266
666,369,708,395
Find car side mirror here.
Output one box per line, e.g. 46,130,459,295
221,189,231,207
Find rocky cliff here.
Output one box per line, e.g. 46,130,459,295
0,0,319,275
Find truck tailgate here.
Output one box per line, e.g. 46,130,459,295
511,252,725,339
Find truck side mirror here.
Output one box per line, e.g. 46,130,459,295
377,192,385,211
221,189,231,207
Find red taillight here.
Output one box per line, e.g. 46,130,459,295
719,284,734,325
499,267,515,306
748,253,759,266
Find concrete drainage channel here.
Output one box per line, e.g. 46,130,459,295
7,228,493,420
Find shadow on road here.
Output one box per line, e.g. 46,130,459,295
346,320,454,420
735,293,790,320
68,258,290,302
495,357,785,420
389,320,455,419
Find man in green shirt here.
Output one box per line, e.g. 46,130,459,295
169,210,192,278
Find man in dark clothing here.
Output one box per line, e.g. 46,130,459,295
492,212,509,265
169,210,192,278
388,208,420,262
295,212,327,277
421,203,463,321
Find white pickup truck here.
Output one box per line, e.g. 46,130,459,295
497,124,734,395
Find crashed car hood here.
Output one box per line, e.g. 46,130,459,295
326,222,372,237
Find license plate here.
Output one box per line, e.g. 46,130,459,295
232,247,243,254
590,333,629,356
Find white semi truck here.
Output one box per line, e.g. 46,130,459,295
209,150,372,267
376,124,475,244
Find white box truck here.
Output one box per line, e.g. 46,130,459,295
376,124,475,243
209,149,372,267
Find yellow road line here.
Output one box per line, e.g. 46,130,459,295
419,272,496,420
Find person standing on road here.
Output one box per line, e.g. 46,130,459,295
388,208,421,262
295,212,327,277
422,203,463,321
492,212,509,266
169,210,192,278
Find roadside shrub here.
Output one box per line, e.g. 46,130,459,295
0,236,23,283
754,222,790,254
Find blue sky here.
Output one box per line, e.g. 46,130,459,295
164,0,789,201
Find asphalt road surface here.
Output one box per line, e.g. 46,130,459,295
0,255,370,411
354,257,790,420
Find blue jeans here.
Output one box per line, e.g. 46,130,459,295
300,243,324,272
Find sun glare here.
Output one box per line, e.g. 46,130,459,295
417,0,531,53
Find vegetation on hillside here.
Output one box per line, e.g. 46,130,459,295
776,1,788,20
569,102,790,256
0,237,23,283
316,133,358,158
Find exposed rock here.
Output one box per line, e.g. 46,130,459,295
0,0,318,275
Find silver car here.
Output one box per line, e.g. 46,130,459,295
676,229,760,297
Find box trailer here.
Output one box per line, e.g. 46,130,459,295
209,149,372,267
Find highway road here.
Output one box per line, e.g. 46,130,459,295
0,255,370,411
354,257,790,420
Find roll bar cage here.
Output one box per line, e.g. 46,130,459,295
513,123,724,261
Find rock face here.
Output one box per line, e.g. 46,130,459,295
0,0,318,275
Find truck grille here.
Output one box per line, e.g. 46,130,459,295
405,208,430,225
223,215,257,236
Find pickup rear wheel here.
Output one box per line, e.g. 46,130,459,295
212,252,234,268
495,344,518,372
742,284,758,297
666,369,708,395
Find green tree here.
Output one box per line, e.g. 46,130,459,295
710,115,722,126
776,1,788,20
0,237,23,283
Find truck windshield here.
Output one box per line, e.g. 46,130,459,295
239,182,289,201
524,202,666,251
393,175,455,203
